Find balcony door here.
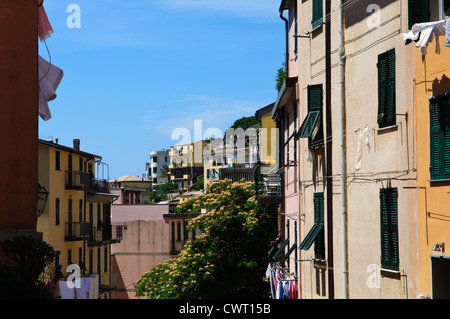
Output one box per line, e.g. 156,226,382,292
68,154,73,186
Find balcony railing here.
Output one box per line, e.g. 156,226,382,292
65,171,109,191
65,171,91,189
65,222,90,241
255,164,282,203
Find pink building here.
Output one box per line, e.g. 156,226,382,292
110,203,170,299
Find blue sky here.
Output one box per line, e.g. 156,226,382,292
38,0,285,180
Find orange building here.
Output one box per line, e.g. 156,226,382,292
414,27,450,298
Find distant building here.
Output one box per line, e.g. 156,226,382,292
146,150,170,185
169,141,208,190
109,175,152,204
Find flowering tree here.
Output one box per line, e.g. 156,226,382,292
135,179,278,299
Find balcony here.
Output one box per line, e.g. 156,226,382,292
65,171,109,191
255,165,282,204
65,171,91,189
65,222,90,241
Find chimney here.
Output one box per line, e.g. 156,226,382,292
73,139,80,151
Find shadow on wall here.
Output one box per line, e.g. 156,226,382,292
432,74,450,97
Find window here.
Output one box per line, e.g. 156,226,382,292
177,221,181,241
55,150,60,170
153,167,157,174
97,247,101,275
299,192,325,260
153,177,157,184
89,249,93,274
380,188,399,271
408,0,429,29
55,198,60,225
68,249,72,265
296,84,324,148
429,95,450,180
165,156,168,162
312,0,323,29
152,156,157,163
79,199,83,222
377,49,396,128
104,246,108,272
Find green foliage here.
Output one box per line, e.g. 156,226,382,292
148,182,179,202
0,236,57,299
191,174,204,191
230,116,259,130
136,179,278,299
275,59,286,92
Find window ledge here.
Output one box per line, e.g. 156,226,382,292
377,124,398,134
380,267,401,279
429,178,450,184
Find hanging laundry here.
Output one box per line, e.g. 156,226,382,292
445,17,450,48
364,126,371,154
58,280,75,299
401,20,446,55
75,278,88,299
38,0,53,41
38,55,63,121
89,274,99,299
355,130,364,171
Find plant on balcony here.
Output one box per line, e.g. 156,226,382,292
135,179,278,299
0,236,57,298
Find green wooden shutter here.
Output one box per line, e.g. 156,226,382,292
430,96,450,180
380,188,399,271
408,0,429,29
312,0,323,29
385,50,396,126
314,193,325,260
442,100,450,178
378,49,396,128
430,101,443,179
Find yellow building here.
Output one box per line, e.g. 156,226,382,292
414,26,450,298
169,140,208,190
38,139,119,299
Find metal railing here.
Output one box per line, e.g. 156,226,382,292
65,171,91,189
65,222,90,241
254,164,282,198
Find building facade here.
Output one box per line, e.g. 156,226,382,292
147,150,170,185
38,139,119,299
413,15,450,298
271,0,422,299
169,141,208,190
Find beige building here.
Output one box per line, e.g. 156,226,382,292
169,140,208,190
271,0,420,299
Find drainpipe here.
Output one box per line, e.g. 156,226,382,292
338,0,348,299
280,5,289,80
325,0,334,300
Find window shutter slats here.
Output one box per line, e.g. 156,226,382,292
380,188,399,271
378,50,396,128
429,96,450,180
408,0,429,29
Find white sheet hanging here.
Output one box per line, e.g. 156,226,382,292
38,55,63,121
401,20,446,55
